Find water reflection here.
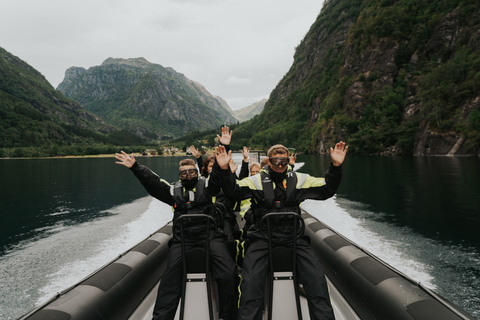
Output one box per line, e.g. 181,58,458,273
296,155,480,249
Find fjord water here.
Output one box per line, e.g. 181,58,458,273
0,156,479,319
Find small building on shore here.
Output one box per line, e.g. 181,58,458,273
143,149,158,156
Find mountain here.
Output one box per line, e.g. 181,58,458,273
0,47,141,158
231,0,480,155
57,58,238,140
234,99,267,122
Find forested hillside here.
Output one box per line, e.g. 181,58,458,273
0,47,146,157
57,58,238,140
229,0,480,155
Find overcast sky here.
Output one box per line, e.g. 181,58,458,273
1,0,325,110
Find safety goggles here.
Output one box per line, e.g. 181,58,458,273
269,157,289,167
179,169,198,178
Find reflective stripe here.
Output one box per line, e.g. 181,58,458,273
188,190,195,202
252,174,262,190
234,240,240,264
239,199,252,217
238,175,262,190
159,178,170,186
293,172,325,188
296,173,309,189
237,273,243,308
304,176,326,188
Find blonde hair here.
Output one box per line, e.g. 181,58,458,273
249,162,260,170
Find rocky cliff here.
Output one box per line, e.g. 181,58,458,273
58,58,237,140
234,0,480,156
234,99,267,122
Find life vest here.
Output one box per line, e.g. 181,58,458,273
243,170,304,238
259,170,298,209
170,176,210,215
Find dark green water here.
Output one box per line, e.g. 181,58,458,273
0,155,479,319
299,155,480,248
0,157,182,254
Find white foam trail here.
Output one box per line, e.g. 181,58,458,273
302,198,436,289
35,197,171,305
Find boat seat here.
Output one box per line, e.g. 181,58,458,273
261,212,304,320
173,214,219,320
269,246,303,319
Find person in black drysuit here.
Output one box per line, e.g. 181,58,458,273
198,127,248,245
115,152,237,320
213,142,348,320
200,154,246,244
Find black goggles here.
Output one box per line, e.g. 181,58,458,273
179,169,198,178
269,157,289,167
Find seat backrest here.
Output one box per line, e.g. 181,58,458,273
186,247,207,273
272,246,293,272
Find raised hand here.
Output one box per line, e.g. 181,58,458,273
242,146,249,161
330,141,348,167
217,126,233,146
289,153,297,166
115,151,136,168
215,145,231,170
189,145,200,158
230,159,238,173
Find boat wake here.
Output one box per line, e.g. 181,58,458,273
2,195,479,319
302,198,436,288
302,197,480,317
0,196,170,320
36,197,171,304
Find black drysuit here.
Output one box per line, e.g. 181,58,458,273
214,163,342,320
129,162,237,320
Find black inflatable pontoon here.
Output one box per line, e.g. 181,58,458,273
19,211,476,320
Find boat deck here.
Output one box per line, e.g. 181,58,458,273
126,275,361,320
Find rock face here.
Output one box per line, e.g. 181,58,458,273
251,0,480,155
58,57,237,139
234,99,267,122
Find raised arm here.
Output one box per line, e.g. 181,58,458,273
296,141,348,202
115,151,174,205
241,146,249,162
214,146,254,201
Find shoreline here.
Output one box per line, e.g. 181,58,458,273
0,152,212,160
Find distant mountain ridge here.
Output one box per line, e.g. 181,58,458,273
234,99,267,122
58,57,237,140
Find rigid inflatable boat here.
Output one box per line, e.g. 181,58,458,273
19,210,476,320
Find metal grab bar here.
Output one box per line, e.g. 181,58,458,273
260,212,304,320
173,214,218,320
